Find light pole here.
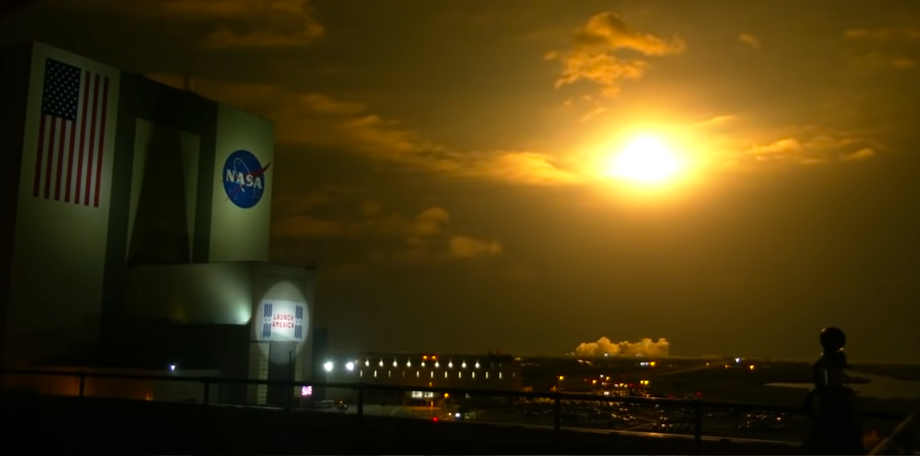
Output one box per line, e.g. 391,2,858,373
322,361,333,401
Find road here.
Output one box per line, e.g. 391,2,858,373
661,363,715,376
327,403,803,447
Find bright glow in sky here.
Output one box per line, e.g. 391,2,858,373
607,136,681,184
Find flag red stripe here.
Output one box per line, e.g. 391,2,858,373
83,74,99,206
43,117,56,199
35,66,110,207
74,71,91,205
33,116,46,197
54,119,67,200
93,77,109,208
65,109,78,202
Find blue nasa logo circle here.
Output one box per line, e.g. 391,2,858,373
223,149,270,209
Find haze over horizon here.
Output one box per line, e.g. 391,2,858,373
3,0,919,362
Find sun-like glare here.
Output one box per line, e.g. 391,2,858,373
607,136,681,184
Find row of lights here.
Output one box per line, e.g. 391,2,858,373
322,362,510,380
324,359,490,372
358,370,505,380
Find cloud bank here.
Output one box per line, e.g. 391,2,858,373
146,73,579,187
272,200,503,264
546,12,685,97
573,337,670,357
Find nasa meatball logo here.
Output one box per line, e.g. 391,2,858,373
223,149,271,209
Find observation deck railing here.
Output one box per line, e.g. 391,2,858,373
0,368,913,455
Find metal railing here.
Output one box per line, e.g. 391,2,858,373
0,368,911,454
868,413,915,456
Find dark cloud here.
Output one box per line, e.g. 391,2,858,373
63,0,324,48
0,0,41,17
844,27,920,41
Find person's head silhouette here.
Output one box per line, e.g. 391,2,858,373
815,327,849,388
820,327,847,354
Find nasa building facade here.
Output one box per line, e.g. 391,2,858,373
0,41,314,405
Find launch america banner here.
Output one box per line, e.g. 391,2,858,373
258,299,306,342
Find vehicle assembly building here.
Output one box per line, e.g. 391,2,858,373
0,41,314,405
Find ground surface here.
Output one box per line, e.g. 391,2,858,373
0,393,804,455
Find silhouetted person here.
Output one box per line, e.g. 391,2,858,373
803,327,864,455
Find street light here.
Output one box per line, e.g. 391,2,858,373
345,362,354,371
323,361,333,372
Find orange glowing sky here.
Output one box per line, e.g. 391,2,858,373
4,0,920,360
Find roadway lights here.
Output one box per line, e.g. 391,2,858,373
379,360,384,367
324,362,333,372
407,361,412,367
393,361,398,367
461,362,467,368
435,362,440,368
346,362,354,371
475,362,480,368
448,362,453,368
169,365,176,372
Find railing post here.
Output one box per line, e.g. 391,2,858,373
693,399,702,455
202,379,211,406
553,393,561,443
357,385,364,425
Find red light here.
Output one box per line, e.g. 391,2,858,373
432,417,439,422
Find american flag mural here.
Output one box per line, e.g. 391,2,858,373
261,302,273,339
33,57,110,207
294,305,304,340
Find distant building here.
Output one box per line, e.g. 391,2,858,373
0,41,315,406
317,352,523,403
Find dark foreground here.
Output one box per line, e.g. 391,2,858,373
1,393,803,454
